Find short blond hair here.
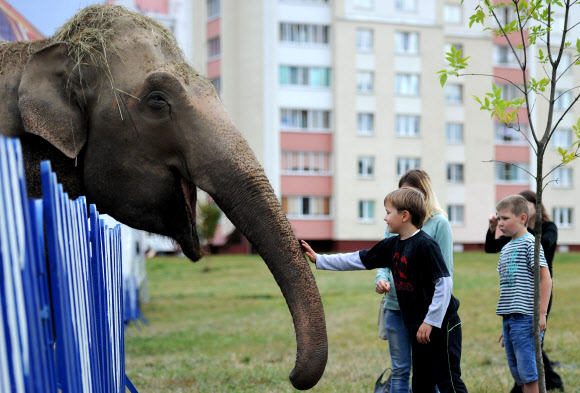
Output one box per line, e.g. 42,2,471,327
384,187,426,228
496,195,530,218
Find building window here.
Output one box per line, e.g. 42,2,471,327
495,163,530,183
397,157,420,177
396,115,420,137
280,109,331,131
552,128,572,149
498,83,522,102
493,45,523,66
208,37,220,59
207,0,220,19
552,167,572,188
444,4,463,24
281,151,332,174
395,32,419,55
356,28,373,52
444,43,463,56
359,200,375,222
357,71,374,93
446,123,464,143
279,66,331,87
355,0,374,8
395,74,420,96
211,78,221,95
357,113,375,135
554,90,572,110
447,163,464,183
358,157,375,178
496,5,517,26
282,196,331,218
553,207,573,228
395,0,416,12
445,84,463,104
279,23,329,45
447,205,464,225
495,123,527,144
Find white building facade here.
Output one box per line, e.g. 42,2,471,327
191,0,579,251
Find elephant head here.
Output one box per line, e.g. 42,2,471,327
11,5,327,390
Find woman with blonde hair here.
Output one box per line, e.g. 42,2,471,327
376,169,463,393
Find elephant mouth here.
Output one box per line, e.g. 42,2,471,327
180,178,201,260
181,178,197,221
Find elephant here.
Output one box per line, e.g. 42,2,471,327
0,4,327,390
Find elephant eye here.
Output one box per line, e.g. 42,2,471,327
147,92,170,112
144,90,172,118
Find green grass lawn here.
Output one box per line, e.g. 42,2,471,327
125,252,580,393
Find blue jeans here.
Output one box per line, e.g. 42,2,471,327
386,310,411,393
386,311,463,393
502,314,544,386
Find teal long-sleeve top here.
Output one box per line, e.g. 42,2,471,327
375,211,454,311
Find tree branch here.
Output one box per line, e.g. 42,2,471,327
485,0,524,69
482,159,537,180
542,162,565,183
566,19,580,32
550,90,580,139
556,54,580,82
458,73,526,94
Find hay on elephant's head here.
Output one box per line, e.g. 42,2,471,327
51,4,198,88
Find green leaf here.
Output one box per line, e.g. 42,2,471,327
440,73,448,87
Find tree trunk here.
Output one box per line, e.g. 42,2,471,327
535,151,546,393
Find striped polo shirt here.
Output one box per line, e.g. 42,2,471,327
496,233,548,316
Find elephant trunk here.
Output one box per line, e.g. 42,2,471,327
210,170,327,390
183,94,327,389
188,131,327,389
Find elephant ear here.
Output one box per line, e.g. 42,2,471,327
18,42,87,159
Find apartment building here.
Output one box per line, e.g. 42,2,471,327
193,0,579,251
108,0,194,62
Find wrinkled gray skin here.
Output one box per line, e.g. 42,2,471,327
0,5,327,390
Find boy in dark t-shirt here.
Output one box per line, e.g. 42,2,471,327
302,187,467,393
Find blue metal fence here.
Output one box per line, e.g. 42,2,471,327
0,136,138,392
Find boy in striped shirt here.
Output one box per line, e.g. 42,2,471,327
495,195,552,393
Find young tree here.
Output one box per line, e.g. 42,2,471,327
439,1,579,391
197,201,222,272
198,201,222,248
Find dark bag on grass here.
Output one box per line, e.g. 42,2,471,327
374,370,413,393
374,369,391,393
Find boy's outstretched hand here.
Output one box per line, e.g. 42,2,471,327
300,240,317,263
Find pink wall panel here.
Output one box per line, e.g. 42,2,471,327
207,18,220,39
207,59,221,79
289,219,333,239
495,145,530,162
493,67,526,85
136,0,168,14
280,132,333,152
493,31,527,46
281,176,332,195
496,184,529,201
